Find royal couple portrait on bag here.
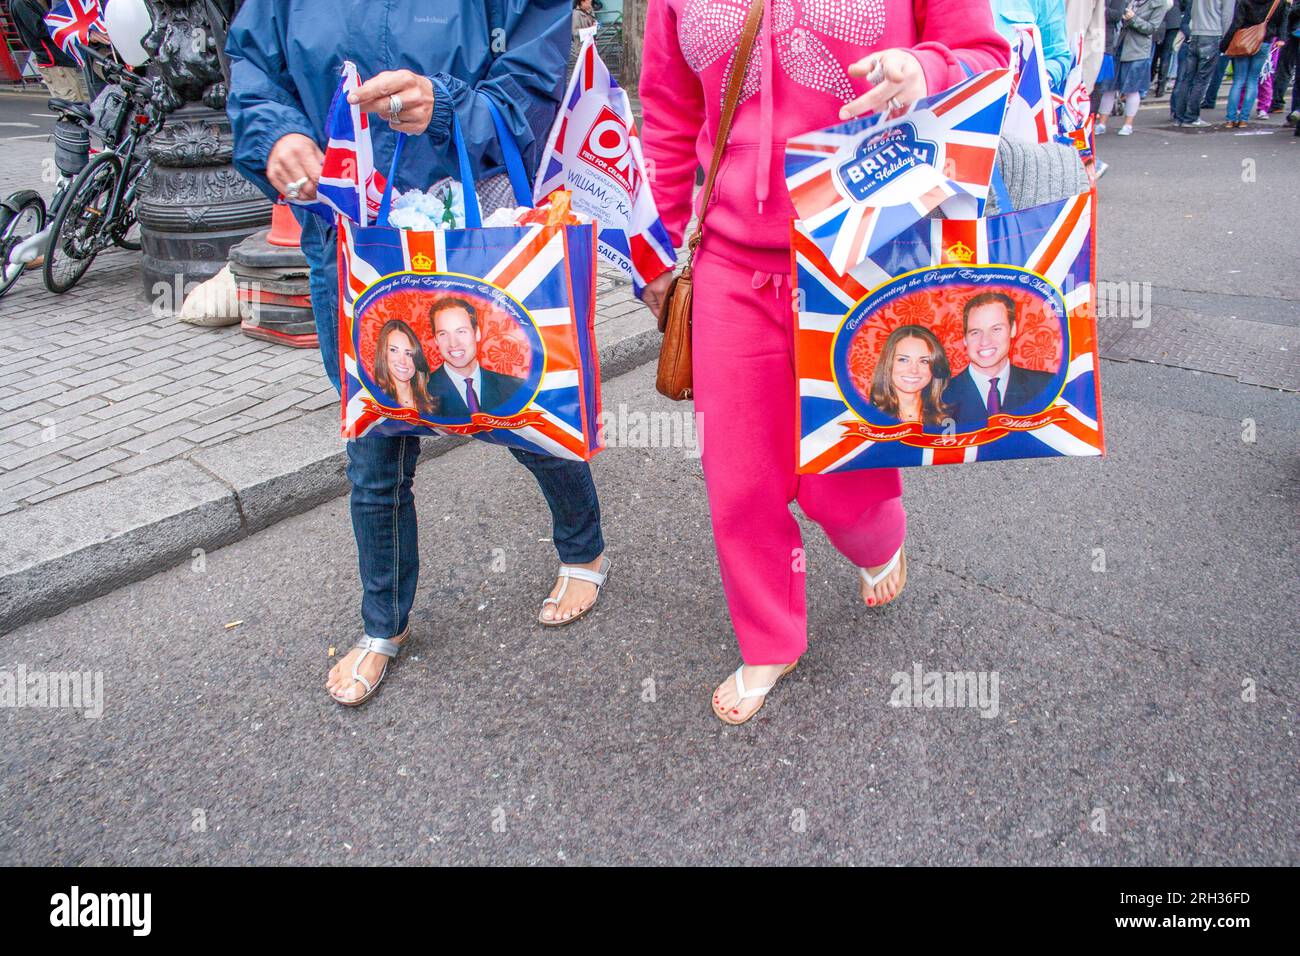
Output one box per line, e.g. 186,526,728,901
857,287,1061,433
366,292,532,426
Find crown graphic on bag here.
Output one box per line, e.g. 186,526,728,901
944,240,975,263
410,252,434,272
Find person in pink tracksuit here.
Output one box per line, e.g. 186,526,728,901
637,0,1009,724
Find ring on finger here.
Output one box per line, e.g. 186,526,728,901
888,96,903,112
388,93,403,123
285,176,307,198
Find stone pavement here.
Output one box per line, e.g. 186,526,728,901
1,138,330,513
0,133,659,631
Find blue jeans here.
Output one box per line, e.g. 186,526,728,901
1152,31,1178,88
1226,50,1270,121
1171,36,1221,123
1202,52,1230,108
298,211,605,639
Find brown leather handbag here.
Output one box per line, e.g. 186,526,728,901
1225,0,1281,57
655,0,765,401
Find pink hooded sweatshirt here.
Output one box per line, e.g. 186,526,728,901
639,0,1011,275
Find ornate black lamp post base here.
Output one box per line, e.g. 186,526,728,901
137,0,269,304
137,100,271,297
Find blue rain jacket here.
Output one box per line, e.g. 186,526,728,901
226,0,570,202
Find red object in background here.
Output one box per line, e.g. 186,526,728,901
267,201,302,247
0,10,26,83
237,287,314,309
240,322,319,349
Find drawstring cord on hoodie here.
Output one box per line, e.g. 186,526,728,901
755,0,773,215
751,269,784,299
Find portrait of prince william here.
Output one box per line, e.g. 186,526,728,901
942,291,1054,429
425,296,527,420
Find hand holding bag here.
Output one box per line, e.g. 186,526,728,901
655,0,765,401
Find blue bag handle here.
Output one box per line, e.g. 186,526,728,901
374,132,406,227
374,92,532,229
481,95,534,208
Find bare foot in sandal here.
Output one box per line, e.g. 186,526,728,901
326,648,389,703
860,545,907,607
326,628,409,705
712,663,797,725
539,554,610,625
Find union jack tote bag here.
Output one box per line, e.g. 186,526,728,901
317,66,603,460
792,188,1103,472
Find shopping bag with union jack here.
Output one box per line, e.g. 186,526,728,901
784,68,1013,276
328,74,603,460
791,187,1103,472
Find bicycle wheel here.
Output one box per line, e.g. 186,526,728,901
112,159,146,252
114,217,143,252
43,151,121,295
0,190,47,299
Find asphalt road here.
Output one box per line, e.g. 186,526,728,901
0,92,55,142
0,104,1296,866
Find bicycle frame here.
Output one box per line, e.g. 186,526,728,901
6,49,158,274
86,119,154,252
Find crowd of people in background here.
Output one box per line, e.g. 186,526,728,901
1085,0,1300,134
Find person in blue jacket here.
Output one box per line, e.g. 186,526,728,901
227,0,612,707
990,0,1073,91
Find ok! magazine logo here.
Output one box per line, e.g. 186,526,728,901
578,104,640,194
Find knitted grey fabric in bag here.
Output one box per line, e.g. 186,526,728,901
476,173,520,217
985,139,1091,215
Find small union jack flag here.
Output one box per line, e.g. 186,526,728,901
1053,33,1095,160
792,189,1102,472
533,27,676,297
43,0,106,67
297,61,386,226
1005,25,1059,145
784,69,1012,277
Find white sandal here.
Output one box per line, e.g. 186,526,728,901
329,625,410,707
860,544,907,607
712,662,798,726
538,556,611,627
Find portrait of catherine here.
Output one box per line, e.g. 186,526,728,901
373,318,438,417
868,324,953,428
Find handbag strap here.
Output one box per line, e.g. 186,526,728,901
683,0,764,261
1263,0,1282,31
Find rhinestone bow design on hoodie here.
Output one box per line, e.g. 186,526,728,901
678,0,887,105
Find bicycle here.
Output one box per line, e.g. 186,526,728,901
0,93,101,299
42,49,161,295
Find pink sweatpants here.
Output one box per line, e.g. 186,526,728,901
692,247,906,665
